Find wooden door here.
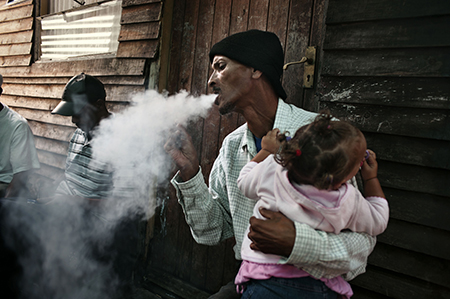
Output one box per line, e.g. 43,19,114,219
147,0,326,294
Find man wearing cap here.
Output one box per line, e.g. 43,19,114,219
51,73,113,198
50,73,138,298
165,30,375,298
0,74,40,198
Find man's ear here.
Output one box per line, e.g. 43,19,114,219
251,69,263,79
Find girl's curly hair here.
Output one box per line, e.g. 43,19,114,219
275,111,363,190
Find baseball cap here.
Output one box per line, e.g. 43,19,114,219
51,73,106,116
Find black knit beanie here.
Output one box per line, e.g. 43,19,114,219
209,30,287,100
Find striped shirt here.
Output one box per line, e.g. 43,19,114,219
171,99,375,280
56,128,113,199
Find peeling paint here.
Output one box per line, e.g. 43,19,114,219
326,89,352,101
377,121,392,132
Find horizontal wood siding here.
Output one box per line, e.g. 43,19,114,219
0,0,33,67
319,0,450,298
0,0,162,188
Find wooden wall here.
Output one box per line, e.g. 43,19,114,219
0,0,163,190
319,0,450,298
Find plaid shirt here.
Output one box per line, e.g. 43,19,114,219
56,128,113,199
172,99,375,280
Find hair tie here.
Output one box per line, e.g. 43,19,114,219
327,125,331,129
286,136,292,141
296,149,302,156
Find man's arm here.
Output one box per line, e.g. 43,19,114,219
165,125,234,245
249,208,376,280
4,171,36,198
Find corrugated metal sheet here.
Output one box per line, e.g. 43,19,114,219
41,0,122,60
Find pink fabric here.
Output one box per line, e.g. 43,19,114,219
235,261,353,298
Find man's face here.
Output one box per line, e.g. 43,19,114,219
208,55,254,115
71,102,99,133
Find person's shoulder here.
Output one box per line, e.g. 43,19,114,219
222,123,247,143
277,100,317,129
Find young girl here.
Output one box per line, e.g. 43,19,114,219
236,113,389,299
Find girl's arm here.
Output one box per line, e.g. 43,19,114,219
251,128,280,163
360,150,385,198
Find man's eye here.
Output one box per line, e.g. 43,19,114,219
219,64,226,70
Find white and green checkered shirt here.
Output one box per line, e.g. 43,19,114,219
172,99,375,280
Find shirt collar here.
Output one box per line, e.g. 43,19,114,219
241,98,287,156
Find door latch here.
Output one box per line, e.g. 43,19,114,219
283,46,316,88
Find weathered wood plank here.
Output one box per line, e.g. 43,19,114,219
35,163,65,182
229,0,249,35
0,30,33,45
283,0,313,107
118,22,160,41
2,75,145,86
2,83,145,102
189,0,215,288
121,3,162,24
322,103,450,141
0,54,31,66
143,267,210,299
37,149,66,170
248,0,268,30
34,136,69,157
351,265,450,299
350,285,390,299
12,107,72,127
266,0,288,46
325,15,450,49
122,0,161,7
2,83,64,99
369,243,450,288
364,133,450,170
0,0,32,10
174,0,202,282
217,0,251,147
116,39,159,58
302,0,328,112
147,0,184,278
378,160,450,197
322,48,450,77
28,120,76,142
378,218,449,260
327,0,450,24
1,95,60,110
319,77,450,110
0,58,146,76
0,3,32,21
0,17,33,34
384,187,450,231
198,0,231,176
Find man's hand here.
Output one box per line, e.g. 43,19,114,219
248,208,295,257
164,124,200,182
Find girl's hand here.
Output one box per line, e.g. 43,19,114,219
261,128,281,154
360,149,378,181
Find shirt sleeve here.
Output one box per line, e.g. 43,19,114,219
347,194,389,236
281,223,376,280
9,121,40,174
171,160,234,246
236,161,259,200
